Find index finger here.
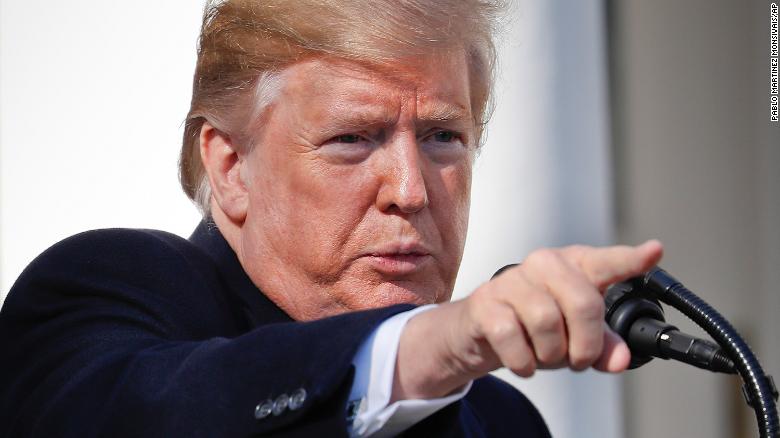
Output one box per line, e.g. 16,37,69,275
567,240,664,291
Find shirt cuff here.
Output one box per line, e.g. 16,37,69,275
348,304,473,437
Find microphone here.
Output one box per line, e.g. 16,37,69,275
492,264,736,374
604,278,735,373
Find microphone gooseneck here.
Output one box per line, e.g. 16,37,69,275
639,268,778,438
492,263,778,437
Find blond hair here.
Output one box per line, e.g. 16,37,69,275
180,0,504,215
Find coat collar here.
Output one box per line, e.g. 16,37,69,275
188,220,294,326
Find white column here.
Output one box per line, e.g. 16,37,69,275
454,1,620,437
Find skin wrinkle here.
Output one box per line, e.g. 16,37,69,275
210,53,475,321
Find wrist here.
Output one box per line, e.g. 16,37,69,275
391,302,475,402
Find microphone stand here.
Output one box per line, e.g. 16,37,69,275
607,267,779,438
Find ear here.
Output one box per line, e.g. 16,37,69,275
199,121,248,224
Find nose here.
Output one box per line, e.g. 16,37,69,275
375,134,429,214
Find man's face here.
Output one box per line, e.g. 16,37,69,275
236,54,475,320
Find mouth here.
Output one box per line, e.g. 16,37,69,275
361,244,433,275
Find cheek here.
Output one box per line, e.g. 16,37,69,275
267,159,377,267
289,160,376,220
433,163,472,251
441,162,472,215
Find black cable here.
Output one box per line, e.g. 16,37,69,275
642,267,779,438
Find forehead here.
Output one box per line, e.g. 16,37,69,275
278,54,472,116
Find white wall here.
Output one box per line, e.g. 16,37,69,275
0,1,204,299
1,1,620,437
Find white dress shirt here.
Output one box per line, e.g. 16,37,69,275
348,305,473,437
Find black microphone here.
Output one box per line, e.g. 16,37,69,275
604,278,735,373
492,264,736,374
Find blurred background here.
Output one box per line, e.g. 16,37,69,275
1,0,778,436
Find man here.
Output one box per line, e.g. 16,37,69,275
0,0,663,436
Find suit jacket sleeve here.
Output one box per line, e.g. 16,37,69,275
0,229,414,437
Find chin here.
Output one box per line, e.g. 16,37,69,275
351,281,445,310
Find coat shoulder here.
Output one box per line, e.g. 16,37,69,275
2,227,233,338
23,227,203,272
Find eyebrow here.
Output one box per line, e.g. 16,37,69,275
417,102,471,123
328,109,397,128
323,100,471,128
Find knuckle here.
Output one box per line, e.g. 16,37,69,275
569,335,605,369
525,248,561,270
569,346,600,370
536,341,567,364
570,294,605,320
467,286,493,315
471,283,492,301
485,321,516,341
527,306,562,334
569,357,591,371
563,244,590,259
509,359,536,377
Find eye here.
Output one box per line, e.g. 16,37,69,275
422,129,468,164
334,134,364,144
319,132,374,164
432,130,456,143
322,132,371,147
425,129,465,147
